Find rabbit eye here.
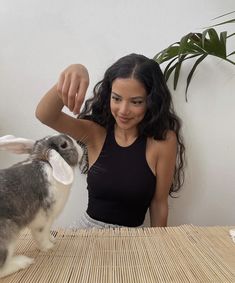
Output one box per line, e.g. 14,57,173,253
60,141,68,149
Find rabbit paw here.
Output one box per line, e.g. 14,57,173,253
50,234,56,243
0,256,34,278
40,240,55,252
13,255,35,268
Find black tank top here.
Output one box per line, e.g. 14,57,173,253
86,127,156,227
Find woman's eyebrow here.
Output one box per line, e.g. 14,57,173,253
111,92,145,99
111,91,121,97
131,96,145,99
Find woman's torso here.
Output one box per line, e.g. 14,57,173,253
87,122,157,176
84,123,157,226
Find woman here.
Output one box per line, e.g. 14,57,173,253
36,53,185,228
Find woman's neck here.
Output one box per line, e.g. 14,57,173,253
114,124,138,146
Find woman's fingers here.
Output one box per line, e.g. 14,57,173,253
73,79,89,114
56,64,89,113
68,75,80,112
57,72,65,99
61,75,71,107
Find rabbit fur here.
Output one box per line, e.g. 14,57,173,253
0,134,84,278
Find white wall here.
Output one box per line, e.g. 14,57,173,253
0,0,234,227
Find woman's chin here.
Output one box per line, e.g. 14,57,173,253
116,122,136,131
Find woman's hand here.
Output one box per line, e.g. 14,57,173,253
57,64,89,114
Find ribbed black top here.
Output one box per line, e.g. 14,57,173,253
86,127,156,227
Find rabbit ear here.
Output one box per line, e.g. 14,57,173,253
0,135,35,154
48,149,74,185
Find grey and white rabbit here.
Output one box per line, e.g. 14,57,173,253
0,134,83,278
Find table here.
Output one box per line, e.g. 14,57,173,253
1,225,235,282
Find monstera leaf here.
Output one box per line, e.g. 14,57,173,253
154,12,235,101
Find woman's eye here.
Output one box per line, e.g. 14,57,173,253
132,100,143,105
111,96,121,102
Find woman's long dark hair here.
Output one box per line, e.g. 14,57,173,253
79,53,185,195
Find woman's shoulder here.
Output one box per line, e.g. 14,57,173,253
147,130,177,156
148,130,176,143
146,131,177,173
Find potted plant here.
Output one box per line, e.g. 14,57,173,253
154,11,235,101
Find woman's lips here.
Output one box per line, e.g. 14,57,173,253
118,116,130,123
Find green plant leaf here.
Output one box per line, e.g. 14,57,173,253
225,58,235,65
202,29,219,46
212,10,235,20
228,51,235,57
153,11,235,99
154,43,179,64
164,57,179,78
179,34,192,53
165,61,179,81
227,33,235,39
185,54,207,100
210,19,235,28
220,31,227,45
201,29,226,57
174,55,187,90
164,54,200,81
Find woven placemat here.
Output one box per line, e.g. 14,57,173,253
1,225,235,282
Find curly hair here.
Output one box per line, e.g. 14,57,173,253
79,53,185,195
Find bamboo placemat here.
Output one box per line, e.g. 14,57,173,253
1,225,235,283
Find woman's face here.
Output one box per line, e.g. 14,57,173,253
110,78,147,131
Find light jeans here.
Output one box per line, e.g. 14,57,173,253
79,212,125,229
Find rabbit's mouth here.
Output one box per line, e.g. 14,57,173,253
31,148,50,162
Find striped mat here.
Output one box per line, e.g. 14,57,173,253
1,225,235,282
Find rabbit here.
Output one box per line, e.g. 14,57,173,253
0,134,84,278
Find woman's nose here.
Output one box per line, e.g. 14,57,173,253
119,101,130,115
